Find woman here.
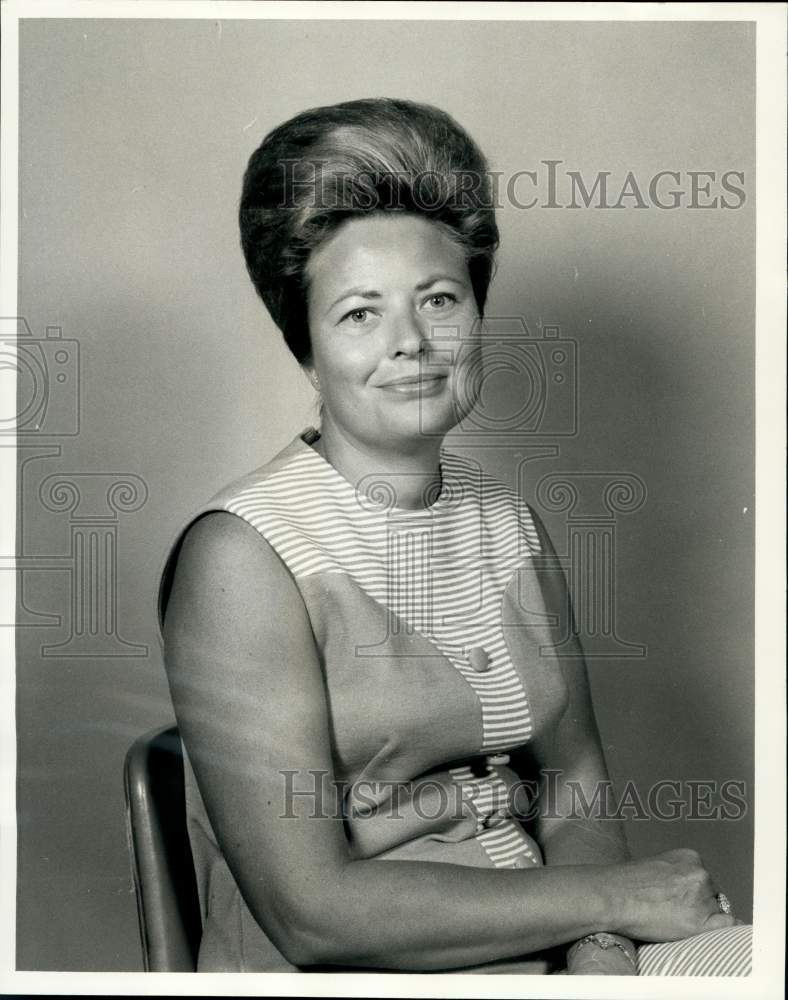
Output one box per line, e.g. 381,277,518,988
157,98,751,974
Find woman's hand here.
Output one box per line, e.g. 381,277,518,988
609,847,737,942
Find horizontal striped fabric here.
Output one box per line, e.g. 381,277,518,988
448,764,542,868
636,923,752,976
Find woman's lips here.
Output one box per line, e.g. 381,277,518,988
378,374,448,396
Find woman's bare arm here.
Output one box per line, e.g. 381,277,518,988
162,511,733,971
519,655,636,972
525,659,630,865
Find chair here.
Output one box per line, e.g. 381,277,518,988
123,725,202,971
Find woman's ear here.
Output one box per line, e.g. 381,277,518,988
303,365,320,391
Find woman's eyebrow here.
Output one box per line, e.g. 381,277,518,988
326,274,467,315
326,288,382,314
414,274,467,291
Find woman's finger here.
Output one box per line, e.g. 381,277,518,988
702,911,737,932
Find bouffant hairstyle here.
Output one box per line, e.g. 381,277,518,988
238,98,499,366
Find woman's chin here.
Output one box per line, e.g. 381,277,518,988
383,403,462,444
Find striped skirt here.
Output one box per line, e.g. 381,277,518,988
635,923,752,976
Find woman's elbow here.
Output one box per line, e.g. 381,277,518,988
275,916,344,968
260,895,362,968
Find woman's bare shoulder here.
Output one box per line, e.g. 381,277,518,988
176,509,291,583
163,509,307,655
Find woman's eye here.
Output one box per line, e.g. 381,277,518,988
425,293,456,309
343,308,370,324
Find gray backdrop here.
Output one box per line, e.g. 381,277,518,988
15,18,754,970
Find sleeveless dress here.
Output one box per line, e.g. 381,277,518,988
156,427,752,975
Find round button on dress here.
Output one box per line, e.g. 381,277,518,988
468,646,491,672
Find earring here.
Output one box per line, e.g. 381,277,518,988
310,372,320,390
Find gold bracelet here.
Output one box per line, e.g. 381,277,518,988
568,932,638,973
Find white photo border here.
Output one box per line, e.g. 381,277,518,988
1,2,784,997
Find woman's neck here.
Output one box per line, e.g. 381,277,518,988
313,422,444,511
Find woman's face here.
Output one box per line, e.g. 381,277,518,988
305,213,481,452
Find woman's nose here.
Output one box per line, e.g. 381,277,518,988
388,310,427,358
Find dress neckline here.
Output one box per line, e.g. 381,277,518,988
295,426,455,517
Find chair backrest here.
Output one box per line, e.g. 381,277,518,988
123,725,202,971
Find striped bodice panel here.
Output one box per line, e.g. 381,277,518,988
224,441,541,755
447,763,542,869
